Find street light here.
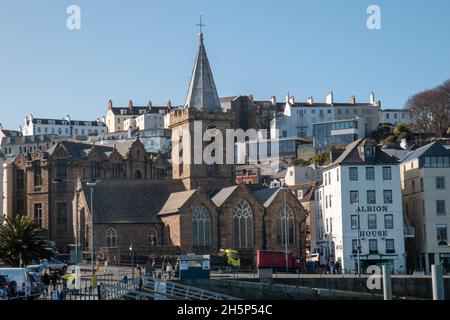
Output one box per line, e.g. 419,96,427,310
86,180,100,275
129,243,135,285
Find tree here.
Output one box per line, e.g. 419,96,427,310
0,216,53,267
407,79,450,137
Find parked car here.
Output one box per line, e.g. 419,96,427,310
0,268,31,299
27,264,49,275
42,259,68,273
0,274,11,299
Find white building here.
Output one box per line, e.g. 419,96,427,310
400,141,450,273
316,138,406,274
123,110,166,131
270,92,381,141
380,109,413,127
1,134,59,158
22,115,107,137
105,99,170,133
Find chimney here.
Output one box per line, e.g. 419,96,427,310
307,96,314,105
370,92,375,105
0,123,2,131
326,90,334,105
147,100,153,111
128,100,133,110
285,92,290,104
108,99,113,110
167,100,172,110
349,95,356,104
270,96,277,105
249,94,254,102
289,95,295,105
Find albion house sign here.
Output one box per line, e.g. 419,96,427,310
357,205,389,212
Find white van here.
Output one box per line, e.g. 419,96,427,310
0,268,31,299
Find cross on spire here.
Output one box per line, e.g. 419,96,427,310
197,13,205,34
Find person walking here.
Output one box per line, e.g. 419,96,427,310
166,262,173,280
50,271,60,291
151,258,157,278
136,264,143,290
41,270,51,297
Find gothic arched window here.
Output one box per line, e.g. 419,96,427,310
106,228,118,247
233,199,254,248
278,204,295,245
147,228,158,247
192,206,212,247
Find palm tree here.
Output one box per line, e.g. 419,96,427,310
0,216,53,267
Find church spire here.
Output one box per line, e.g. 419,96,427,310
184,15,222,113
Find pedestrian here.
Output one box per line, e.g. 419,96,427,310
166,262,173,280
151,258,157,278
104,260,108,273
161,259,166,279
136,264,143,290
41,270,50,296
174,261,180,279
50,271,60,291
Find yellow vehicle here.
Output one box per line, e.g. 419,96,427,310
211,249,240,268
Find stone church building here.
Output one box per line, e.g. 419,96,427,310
75,31,307,266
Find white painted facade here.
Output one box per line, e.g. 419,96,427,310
0,154,3,223
380,109,413,126
123,111,166,131
285,166,318,186
22,115,106,137
316,144,406,274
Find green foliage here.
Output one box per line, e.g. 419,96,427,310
371,124,392,143
0,216,53,267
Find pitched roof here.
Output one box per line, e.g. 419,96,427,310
329,138,398,167
211,185,239,207
400,141,450,163
47,141,114,160
184,33,222,112
110,105,168,116
158,189,198,215
83,179,186,224
252,188,281,208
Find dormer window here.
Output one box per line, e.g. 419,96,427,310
365,145,375,157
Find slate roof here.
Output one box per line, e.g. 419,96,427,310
47,141,115,160
252,188,281,208
329,138,398,167
110,106,168,116
83,179,186,224
400,141,450,163
30,118,106,127
158,189,197,215
184,33,222,112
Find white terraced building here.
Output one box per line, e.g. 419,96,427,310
315,138,407,274
22,114,107,137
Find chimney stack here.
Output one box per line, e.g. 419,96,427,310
349,95,356,104
270,96,277,105
249,94,254,102
289,95,295,105
167,100,172,110
128,100,133,110
108,99,113,110
370,92,375,105
307,96,314,105
326,90,334,105
148,100,153,111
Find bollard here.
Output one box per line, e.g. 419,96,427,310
431,264,445,300
382,265,392,300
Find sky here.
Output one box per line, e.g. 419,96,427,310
0,0,449,129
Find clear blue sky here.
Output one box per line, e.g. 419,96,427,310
0,0,449,129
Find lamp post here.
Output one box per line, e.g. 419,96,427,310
129,243,135,285
86,181,99,275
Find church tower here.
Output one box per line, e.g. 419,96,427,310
170,27,235,192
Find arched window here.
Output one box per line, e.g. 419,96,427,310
233,199,254,248
147,228,158,246
192,206,211,247
135,170,142,179
278,204,295,245
106,228,118,247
